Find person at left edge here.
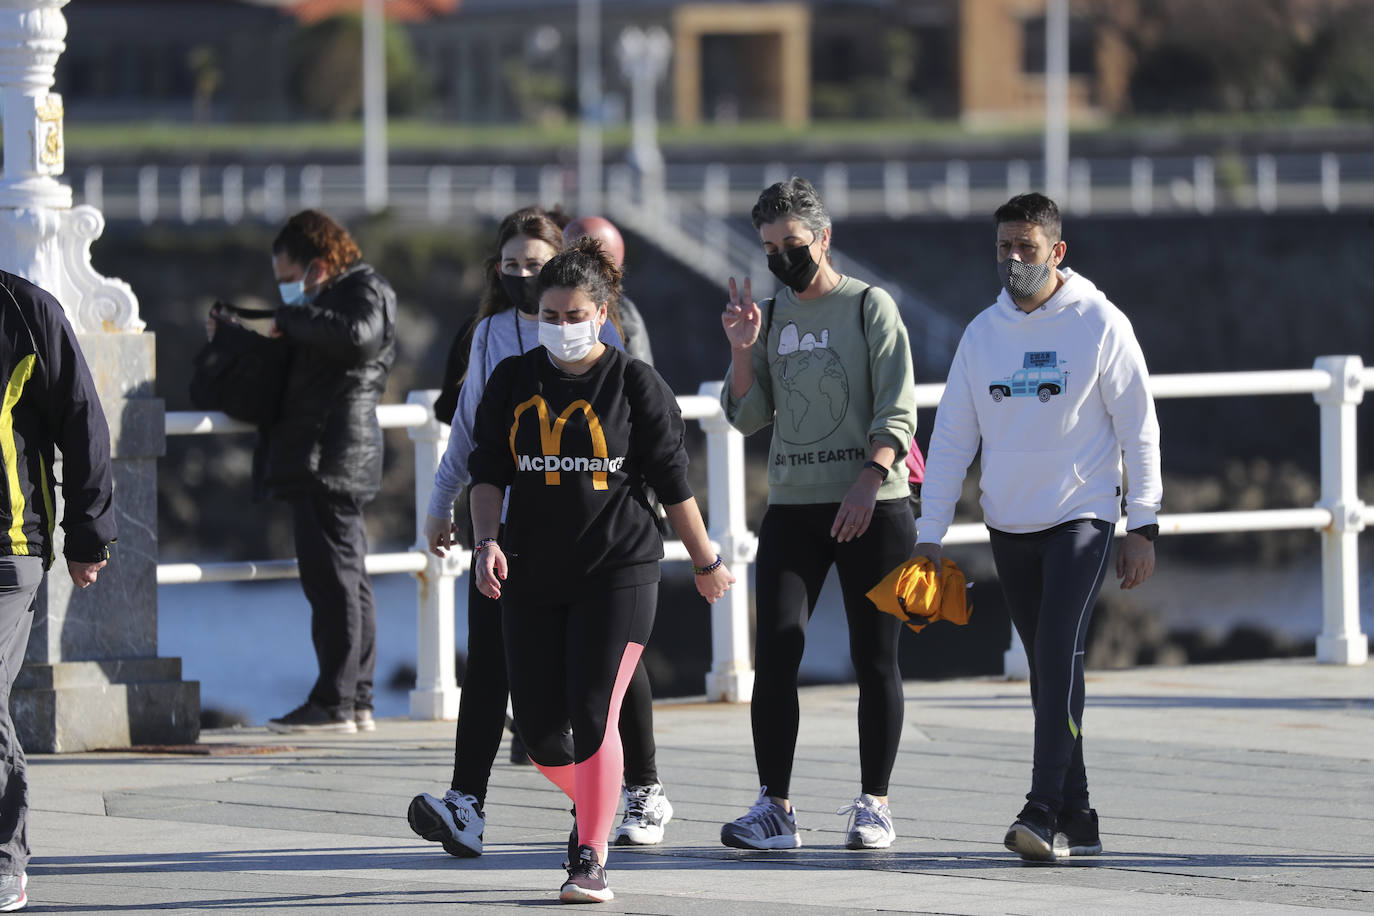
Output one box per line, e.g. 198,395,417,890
468,237,734,904
242,209,397,735
0,269,116,913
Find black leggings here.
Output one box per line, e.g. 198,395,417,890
751,499,914,800
504,582,657,857
450,523,659,803
989,518,1113,812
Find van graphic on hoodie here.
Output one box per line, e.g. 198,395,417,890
988,351,1069,403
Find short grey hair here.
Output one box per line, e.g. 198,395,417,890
751,176,831,234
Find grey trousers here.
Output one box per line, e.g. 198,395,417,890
0,556,42,876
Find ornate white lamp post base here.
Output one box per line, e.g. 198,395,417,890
0,0,197,752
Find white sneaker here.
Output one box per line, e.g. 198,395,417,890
407,789,485,857
0,873,25,912
837,794,896,849
720,786,802,850
613,783,674,846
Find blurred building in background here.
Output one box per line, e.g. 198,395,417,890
55,0,1216,127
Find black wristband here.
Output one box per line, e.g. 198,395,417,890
1128,524,1159,542
862,459,890,480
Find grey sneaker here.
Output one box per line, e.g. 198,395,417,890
837,793,896,849
407,789,485,857
0,873,26,912
354,708,376,732
614,783,674,846
720,787,802,850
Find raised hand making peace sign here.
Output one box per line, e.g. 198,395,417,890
721,276,762,352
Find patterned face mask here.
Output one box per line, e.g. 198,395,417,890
998,256,1052,300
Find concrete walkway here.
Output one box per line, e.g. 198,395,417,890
23,658,1374,914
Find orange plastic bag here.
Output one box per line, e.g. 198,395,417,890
865,556,972,634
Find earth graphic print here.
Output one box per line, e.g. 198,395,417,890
771,321,849,445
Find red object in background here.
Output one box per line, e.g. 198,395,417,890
289,0,460,24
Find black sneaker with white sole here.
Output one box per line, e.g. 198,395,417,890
559,845,613,903
266,702,357,734
1055,806,1102,856
407,789,485,857
1004,802,1065,863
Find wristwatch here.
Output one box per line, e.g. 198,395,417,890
1128,524,1159,542
861,459,890,480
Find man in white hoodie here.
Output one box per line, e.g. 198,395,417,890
914,193,1161,863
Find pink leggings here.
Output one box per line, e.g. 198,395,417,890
503,582,657,861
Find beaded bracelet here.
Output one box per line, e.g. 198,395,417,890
473,537,498,553
692,554,724,575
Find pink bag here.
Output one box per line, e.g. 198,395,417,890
905,439,925,485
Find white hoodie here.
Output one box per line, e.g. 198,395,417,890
917,269,1161,544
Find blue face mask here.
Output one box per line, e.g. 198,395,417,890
278,279,307,307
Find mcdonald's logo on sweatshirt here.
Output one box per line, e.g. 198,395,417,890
509,395,625,490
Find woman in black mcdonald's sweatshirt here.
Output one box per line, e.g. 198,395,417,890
467,238,734,904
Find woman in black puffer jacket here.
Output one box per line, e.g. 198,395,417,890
261,209,397,735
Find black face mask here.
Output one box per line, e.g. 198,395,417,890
767,243,821,293
499,272,542,315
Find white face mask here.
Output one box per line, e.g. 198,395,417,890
539,317,599,363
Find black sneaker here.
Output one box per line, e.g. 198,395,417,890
559,845,612,903
266,702,356,735
1055,806,1102,856
1003,802,1065,863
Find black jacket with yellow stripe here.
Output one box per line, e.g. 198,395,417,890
0,270,115,567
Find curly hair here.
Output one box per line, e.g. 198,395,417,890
751,176,831,233
751,176,833,263
536,236,623,310
271,209,361,276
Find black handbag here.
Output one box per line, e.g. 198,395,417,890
189,301,289,427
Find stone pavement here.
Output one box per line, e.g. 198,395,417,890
22,658,1374,914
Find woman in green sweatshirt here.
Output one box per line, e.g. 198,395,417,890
718,177,919,852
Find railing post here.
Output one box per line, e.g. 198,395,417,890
697,381,757,702
1312,356,1368,665
406,389,463,718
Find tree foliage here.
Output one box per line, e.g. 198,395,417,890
287,14,430,120
1085,0,1374,114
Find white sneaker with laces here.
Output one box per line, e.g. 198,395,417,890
720,786,802,850
614,783,674,845
407,789,485,857
837,793,896,849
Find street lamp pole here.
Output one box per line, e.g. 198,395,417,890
1043,0,1068,202
577,0,602,215
362,0,388,213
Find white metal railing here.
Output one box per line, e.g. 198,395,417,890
81,151,1374,229
158,357,1371,720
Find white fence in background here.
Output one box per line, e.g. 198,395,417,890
158,358,1372,719
79,151,1374,229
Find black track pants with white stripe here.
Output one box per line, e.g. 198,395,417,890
989,518,1114,812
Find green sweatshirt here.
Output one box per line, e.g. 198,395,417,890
722,275,917,505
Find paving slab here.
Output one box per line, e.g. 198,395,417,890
18,658,1374,914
